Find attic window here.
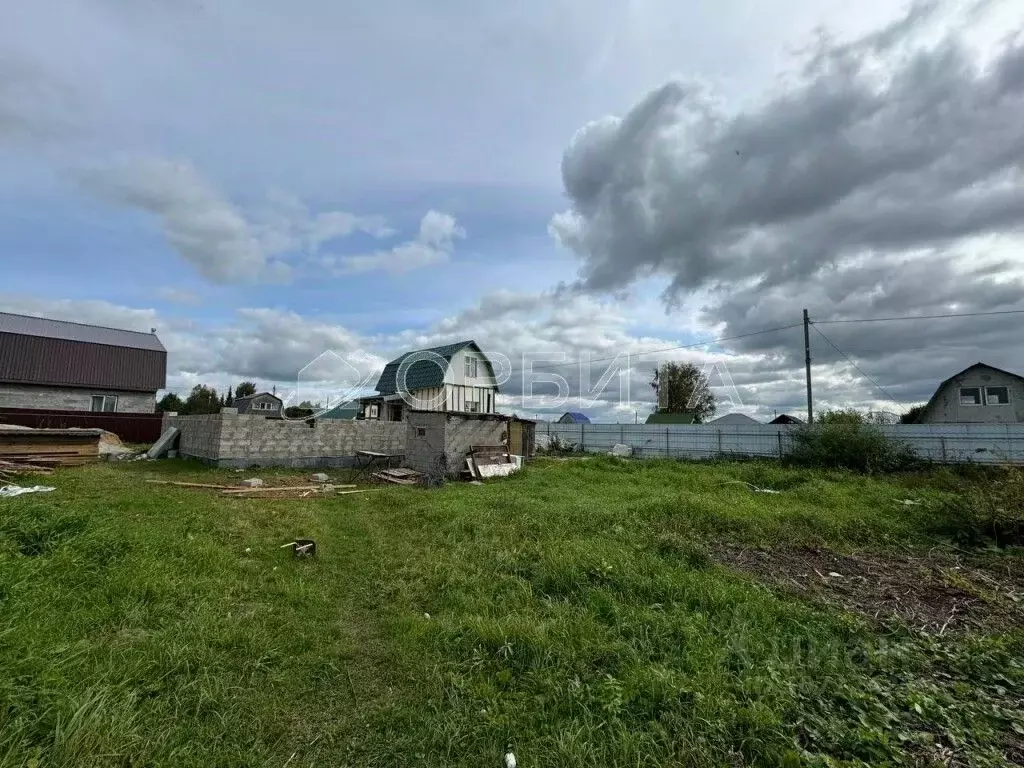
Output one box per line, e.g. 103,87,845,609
959,387,982,406
986,386,1010,405
464,356,478,378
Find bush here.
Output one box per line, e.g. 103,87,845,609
926,467,1024,547
785,421,919,473
539,434,580,456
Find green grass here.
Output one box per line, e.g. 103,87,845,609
0,457,1021,767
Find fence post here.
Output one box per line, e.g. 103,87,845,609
940,436,947,463
717,428,723,457
580,423,585,452
665,428,670,457
620,424,625,444
777,430,783,459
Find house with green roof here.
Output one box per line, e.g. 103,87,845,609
360,340,500,421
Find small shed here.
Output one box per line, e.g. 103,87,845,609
769,414,804,425
558,412,591,424
646,411,695,425
234,392,282,417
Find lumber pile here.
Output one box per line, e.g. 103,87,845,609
464,444,518,481
371,467,423,485
0,428,102,468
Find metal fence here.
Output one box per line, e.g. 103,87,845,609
0,408,164,443
538,422,1024,465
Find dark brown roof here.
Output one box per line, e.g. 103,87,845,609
0,312,167,392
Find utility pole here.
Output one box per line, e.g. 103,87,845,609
803,308,813,424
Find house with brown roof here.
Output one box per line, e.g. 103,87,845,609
0,312,167,413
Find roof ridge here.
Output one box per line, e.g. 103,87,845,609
0,310,158,337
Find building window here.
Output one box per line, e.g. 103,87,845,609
986,386,1010,405
90,395,118,413
464,356,478,379
466,400,480,413
369,404,379,418
253,401,276,411
959,387,982,406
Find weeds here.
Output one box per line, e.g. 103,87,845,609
786,421,920,473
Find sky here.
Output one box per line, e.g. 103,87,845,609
3,0,1024,421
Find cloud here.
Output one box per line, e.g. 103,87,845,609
326,210,465,275
80,158,291,284
551,1,1024,300
0,53,78,141
545,0,1024,417
79,159,406,284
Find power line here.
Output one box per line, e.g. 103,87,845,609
532,323,803,370
811,324,905,411
814,308,1024,325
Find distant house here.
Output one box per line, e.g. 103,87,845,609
361,340,499,422
769,414,804,425
918,362,1024,424
0,311,166,413
646,411,695,425
235,392,282,417
558,412,591,424
708,413,761,426
319,403,360,420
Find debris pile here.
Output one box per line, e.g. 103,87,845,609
372,467,424,485
464,445,519,481
0,427,102,467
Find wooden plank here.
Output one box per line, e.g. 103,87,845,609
145,480,234,489
221,484,357,494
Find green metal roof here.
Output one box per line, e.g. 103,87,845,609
318,404,360,420
374,340,496,396
645,411,696,424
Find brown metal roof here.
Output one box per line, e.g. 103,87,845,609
0,313,167,392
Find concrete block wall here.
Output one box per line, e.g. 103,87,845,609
166,410,406,467
0,384,156,413
405,411,509,478
405,412,448,476
162,413,224,460
445,414,508,463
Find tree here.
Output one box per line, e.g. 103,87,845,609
818,408,866,426
225,386,234,407
650,362,716,423
156,392,184,413
900,404,926,424
235,381,257,398
182,385,222,415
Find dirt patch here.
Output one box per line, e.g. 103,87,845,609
717,545,1024,632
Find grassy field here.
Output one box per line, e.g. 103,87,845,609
0,457,1021,767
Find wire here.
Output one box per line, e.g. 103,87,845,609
814,308,1024,324
811,324,905,410
531,323,803,370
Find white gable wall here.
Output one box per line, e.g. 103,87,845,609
444,348,499,388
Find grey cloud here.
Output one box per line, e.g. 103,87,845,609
0,54,78,141
552,2,1024,299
